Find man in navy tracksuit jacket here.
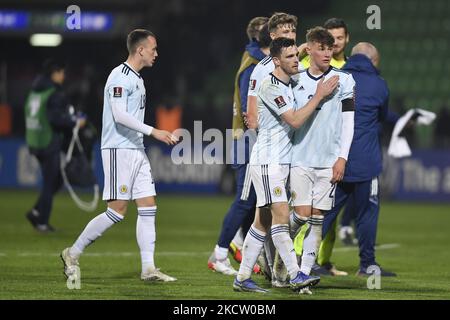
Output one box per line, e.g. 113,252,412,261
322,43,396,276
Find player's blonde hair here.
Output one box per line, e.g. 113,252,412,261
268,12,298,33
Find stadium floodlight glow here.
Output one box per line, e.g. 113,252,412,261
29,33,62,47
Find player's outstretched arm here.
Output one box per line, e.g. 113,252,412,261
282,75,339,129
150,129,179,146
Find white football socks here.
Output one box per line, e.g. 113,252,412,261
214,245,229,261
237,225,266,281
300,215,324,275
137,206,157,272
271,224,300,279
289,211,308,239
231,227,244,249
70,208,123,259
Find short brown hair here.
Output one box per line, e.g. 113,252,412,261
127,29,155,54
246,16,269,41
268,12,298,33
306,26,334,47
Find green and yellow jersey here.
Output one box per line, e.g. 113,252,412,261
300,55,347,69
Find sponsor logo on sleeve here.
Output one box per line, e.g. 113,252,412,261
113,87,123,98
274,96,287,108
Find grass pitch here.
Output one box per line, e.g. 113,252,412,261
0,190,449,300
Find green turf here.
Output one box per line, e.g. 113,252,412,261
0,190,449,300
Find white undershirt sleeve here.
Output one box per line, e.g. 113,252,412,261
110,100,153,136
339,111,354,160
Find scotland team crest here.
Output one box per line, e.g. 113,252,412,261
273,186,283,197
119,185,128,194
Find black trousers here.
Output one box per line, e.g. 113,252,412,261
30,148,63,224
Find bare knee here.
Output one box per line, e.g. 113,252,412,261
135,196,156,208
258,207,272,230
295,205,312,218
312,208,322,217
270,202,290,225
107,200,128,216
253,207,270,232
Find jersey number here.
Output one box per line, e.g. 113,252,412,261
140,94,146,110
329,183,336,198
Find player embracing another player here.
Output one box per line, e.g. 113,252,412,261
233,37,339,293
288,27,355,293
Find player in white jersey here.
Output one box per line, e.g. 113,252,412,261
246,12,299,130
243,12,302,287
288,27,355,284
61,29,179,283
233,38,339,293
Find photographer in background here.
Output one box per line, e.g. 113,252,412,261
24,58,85,232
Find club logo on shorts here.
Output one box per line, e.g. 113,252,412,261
119,185,128,194
274,96,286,108
113,87,122,98
249,79,257,90
273,187,283,197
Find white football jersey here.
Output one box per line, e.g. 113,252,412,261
101,62,147,149
248,55,304,98
291,67,355,167
249,73,295,165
